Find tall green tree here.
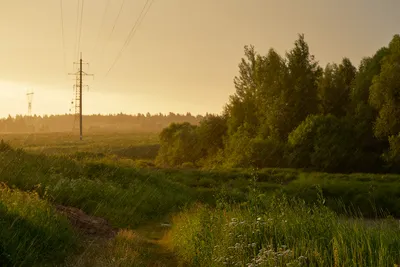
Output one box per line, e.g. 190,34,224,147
351,47,389,108
318,58,356,117
284,34,322,138
256,49,289,139
347,46,390,171
225,45,265,137
369,34,400,139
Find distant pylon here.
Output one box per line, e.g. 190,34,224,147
27,89,34,116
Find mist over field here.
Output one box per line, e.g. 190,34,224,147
2,0,400,266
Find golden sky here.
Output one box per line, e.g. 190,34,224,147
0,0,399,118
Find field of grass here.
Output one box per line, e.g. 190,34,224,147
170,194,400,266
0,185,77,266
0,147,193,228
2,133,400,266
1,132,160,160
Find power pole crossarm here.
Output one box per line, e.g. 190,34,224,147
68,53,93,141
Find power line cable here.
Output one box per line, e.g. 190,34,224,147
95,0,127,63
105,0,127,46
59,0,68,77
90,0,111,59
104,0,155,78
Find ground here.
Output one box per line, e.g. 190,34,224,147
2,132,400,266
58,204,183,267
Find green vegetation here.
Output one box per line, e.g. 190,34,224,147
2,132,160,160
156,34,400,174
3,137,400,265
171,193,400,266
0,185,77,266
2,33,400,266
0,148,193,228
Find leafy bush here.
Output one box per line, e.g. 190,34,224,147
222,126,253,168
196,114,228,158
287,114,358,172
246,137,286,168
383,133,400,171
156,122,201,167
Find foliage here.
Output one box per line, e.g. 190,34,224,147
154,34,400,173
287,114,358,172
222,126,254,168
382,133,400,171
318,58,356,116
369,34,400,139
171,194,400,267
0,149,194,229
156,122,201,166
225,34,321,141
246,138,286,168
0,185,77,266
196,114,228,158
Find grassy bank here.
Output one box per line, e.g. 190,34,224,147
3,144,400,225
170,193,400,266
0,185,77,266
2,140,400,266
0,148,194,228
151,167,400,218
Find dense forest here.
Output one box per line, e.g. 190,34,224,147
0,112,204,133
157,34,400,174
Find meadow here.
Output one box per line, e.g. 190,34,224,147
2,132,160,160
1,132,400,266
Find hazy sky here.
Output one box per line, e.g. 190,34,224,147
0,0,399,118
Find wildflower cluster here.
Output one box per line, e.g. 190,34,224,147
247,245,307,267
212,216,307,267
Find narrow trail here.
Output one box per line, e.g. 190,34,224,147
57,205,184,267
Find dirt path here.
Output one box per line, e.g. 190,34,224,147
57,205,184,267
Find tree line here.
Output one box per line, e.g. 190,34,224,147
156,34,400,173
0,113,204,134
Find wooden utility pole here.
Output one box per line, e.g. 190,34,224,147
69,53,93,141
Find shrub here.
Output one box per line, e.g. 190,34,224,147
287,114,358,172
196,114,228,158
383,133,400,171
156,123,201,167
222,126,253,168
246,137,286,168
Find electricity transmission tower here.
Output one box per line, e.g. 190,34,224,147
26,90,34,116
69,53,93,141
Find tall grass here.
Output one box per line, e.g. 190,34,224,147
170,191,400,266
0,184,77,266
0,148,194,228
